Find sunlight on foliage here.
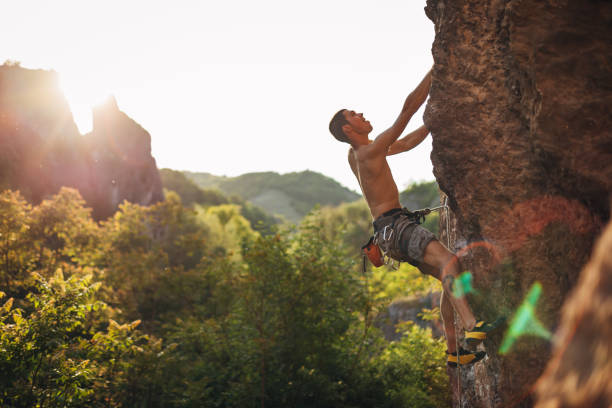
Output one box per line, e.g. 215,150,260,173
195,203,257,260
0,188,450,407
418,307,441,322
371,262,441,301
376,322,450,408
451,271,475,298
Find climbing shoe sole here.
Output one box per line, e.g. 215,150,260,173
446,348,486,368
465,316,507,348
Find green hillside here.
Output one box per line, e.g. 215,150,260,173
160,169,227,207
182,171,228,189
184,170,361,223
160,169,279,235
399,180,440,210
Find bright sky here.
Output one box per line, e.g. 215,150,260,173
1,0,435,193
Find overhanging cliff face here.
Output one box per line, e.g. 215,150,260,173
0,65,163,219
423,1,611,407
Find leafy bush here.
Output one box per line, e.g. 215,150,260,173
0,271,168,408
375,323,450,408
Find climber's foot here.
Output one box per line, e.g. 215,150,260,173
446,348,486,368
465,317,506,348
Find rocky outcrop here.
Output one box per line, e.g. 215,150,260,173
424,1,611,407
0,64,163,219
0,64,87,203
85,97,164,219
375,291,444,341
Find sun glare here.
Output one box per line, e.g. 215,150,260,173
59,73,113,134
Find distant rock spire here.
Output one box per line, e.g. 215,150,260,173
99,94,119,111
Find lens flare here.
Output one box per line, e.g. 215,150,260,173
451,271,474,298
59,72,113,134
482,196,600,253
500,282,552,354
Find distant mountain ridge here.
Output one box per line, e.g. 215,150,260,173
184,170,361,222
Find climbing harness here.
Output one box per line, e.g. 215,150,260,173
362,205,446,271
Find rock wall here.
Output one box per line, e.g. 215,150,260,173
0,65,163,219
0,64,88,203
423,1,611,407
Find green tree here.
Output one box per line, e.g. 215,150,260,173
0,183,450,408
315,200,372,254
196,204,258,259
28,188,100,274
0,190,32,291
375,323,450,408
97,192,214,329
0,271,171,408
0,271,101,407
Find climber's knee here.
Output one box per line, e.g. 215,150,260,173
423,240,456,272
417,263,439,279
441,272,456,294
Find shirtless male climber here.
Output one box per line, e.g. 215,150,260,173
328,69,501,367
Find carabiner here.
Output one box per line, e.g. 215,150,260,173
382,225,393,241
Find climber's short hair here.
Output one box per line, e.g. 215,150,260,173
329,109,350,144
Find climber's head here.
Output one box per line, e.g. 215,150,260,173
329,109,372,145
329,109,350,143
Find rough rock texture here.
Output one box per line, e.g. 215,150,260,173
0,65,163,219
424,1,611,407
535,218,612,408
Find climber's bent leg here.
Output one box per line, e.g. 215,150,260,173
422,240,477,331
440,290,486,366
440,290,458,353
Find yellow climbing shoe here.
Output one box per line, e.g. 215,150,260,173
446,348,486,367
465,317,506,348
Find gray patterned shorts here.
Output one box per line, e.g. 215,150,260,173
373,209,437,266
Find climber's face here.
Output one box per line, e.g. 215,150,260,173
343,110,373,137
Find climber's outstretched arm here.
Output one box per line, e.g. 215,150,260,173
370,69,432,154
387,125,430,156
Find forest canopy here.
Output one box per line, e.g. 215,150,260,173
0,186,448,407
